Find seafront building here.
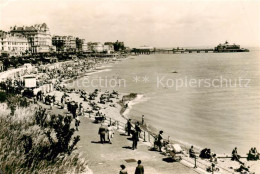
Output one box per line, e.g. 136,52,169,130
0,31,30,56
64,36,76,52
104,42,114,54
90,42,104,53
10,23,54,54
87,42,115,53
52,35,76,52
81,39,89,52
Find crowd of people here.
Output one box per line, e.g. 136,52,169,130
188,145,259,173
38,57,114,88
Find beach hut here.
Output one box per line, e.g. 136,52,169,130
49,84,54,92
41,85,46,94
23,75,36,88
45,84,50,93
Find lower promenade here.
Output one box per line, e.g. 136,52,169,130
38,99,198,174
77,116,197,174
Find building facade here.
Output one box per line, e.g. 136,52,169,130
81,39,89,52
88,42,104,53
52,35,76,52
104,42,114,54
10,23,52,53
0,31,29,56
66,36,76,52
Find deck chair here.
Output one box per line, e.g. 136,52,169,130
169,151,182,162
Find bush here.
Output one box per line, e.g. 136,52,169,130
0,106,88,174
0,91,7,102
5,94,30,115
34,109,80,161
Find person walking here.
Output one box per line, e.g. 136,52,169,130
50,101,53,110
98,124,106,144
135,122,141,138
142,115,144,125
75,102,79,115
78,102,83,116
119,164,128,174
61,96,64,104
107,124,114,144
71,101,77,118
127,119,132,136
157,130,164,152
132,130,139,150
75,117,80,131
135,160,144,174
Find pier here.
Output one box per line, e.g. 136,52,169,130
132,48,215,54
132,41,249,54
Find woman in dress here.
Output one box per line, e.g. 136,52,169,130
107,124,114,144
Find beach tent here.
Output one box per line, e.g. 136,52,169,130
33,88,41,95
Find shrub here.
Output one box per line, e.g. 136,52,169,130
0,106,87,174
5,94,30,115
0,91,7,102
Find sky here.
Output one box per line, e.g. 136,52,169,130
0,0,260,48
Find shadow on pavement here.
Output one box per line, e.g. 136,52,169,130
162,157,175,163
91,141,110,144
120,133,128,136
122,146,132,149
148,148,158,151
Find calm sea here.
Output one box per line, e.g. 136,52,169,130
73,50,260,154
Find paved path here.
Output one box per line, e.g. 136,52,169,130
76,116,198,174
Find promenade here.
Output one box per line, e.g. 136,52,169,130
76,116,198,174
38,98,198,173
